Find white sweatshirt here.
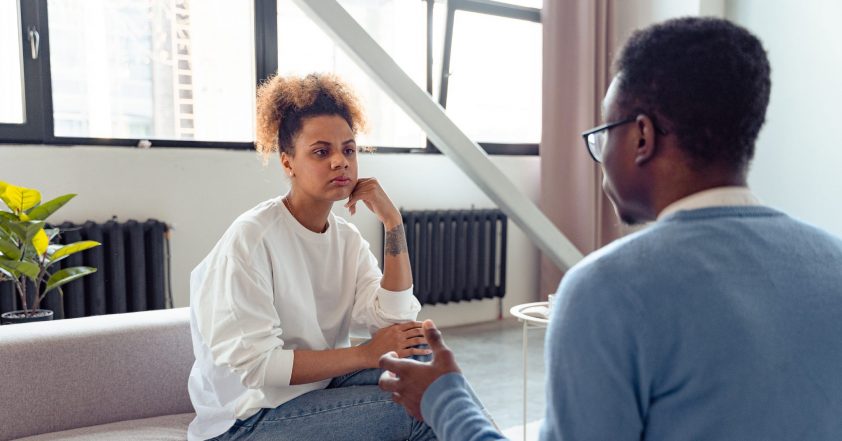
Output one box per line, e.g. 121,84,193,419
186,196,421,441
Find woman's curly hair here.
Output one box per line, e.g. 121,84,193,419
255,73,367,163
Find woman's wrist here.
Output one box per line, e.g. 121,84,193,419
382,212,403,230
355,344,377,368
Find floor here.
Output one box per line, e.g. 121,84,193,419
441,318,547,440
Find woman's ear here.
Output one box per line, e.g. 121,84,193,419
634,114,658,166
280,152,294,177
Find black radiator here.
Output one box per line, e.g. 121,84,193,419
392,209,507,305
0,219,171,319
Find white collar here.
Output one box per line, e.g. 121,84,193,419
657,186,762,220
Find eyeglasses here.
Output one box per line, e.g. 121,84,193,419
581,116,668,163
581,117,636,163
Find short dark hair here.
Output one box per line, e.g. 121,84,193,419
614,17,771,169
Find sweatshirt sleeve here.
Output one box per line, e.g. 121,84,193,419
192,254,295,389
351,234,421,333
421,373,507,441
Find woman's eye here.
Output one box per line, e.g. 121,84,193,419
344,147,356,156
314,149,327,157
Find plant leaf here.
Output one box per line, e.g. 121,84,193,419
32,228,49,256
26,194,76,221
0,218,27,242
45,228,60,240
45,266,97,294
0,211,18,221
0,182,41,213
0,258,39,281
49,240,101,263
0,236,21,260
24,221,46,242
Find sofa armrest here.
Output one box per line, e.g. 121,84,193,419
0,308,193,441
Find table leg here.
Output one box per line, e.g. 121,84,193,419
523,320,528,441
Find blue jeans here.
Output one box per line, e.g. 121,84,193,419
212,368,437,441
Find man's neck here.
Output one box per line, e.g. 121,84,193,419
651,169,748,219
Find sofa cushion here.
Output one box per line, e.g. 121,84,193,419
0,308,194,440
14,413,194,441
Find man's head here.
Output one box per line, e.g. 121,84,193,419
596,17,771,224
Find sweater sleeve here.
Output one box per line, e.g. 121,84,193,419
191,254,295,389
421,373,507,441
351,235,421,333
540,262,649,441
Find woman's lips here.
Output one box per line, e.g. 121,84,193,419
331,177,352,186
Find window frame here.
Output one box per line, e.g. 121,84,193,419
0,0,49,143
0,0,539,155
429,0,541,155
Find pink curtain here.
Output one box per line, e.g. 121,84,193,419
539,0,622,297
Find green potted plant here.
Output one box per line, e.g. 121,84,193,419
0,181,101,325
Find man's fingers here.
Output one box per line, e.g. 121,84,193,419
379,351,412,374
378,369,400,393
422,320,448,352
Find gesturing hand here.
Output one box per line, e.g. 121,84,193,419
378,320,461,421
344,178,401,227
363,321,432,368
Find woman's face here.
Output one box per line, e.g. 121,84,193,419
282,114,359,203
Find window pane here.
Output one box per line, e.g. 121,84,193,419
48,0,255,142
0,0,25,124
497,0,542,8
446,11,541,143
277,0,427,149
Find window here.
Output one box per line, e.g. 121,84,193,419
1,0,541,154
278,0,541,154
446,10,541,144
47,0,255,142
0,0,25,124
277,0,428,149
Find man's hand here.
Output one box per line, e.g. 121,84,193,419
378,320,461,421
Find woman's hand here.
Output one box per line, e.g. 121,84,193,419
361,321,432,368
345,178,401,228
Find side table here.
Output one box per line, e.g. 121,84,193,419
509,301,550,440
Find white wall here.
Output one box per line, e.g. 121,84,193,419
0,146,540,327
726,1,842,237
610,0,725,54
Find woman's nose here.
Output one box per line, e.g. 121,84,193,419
331,152,349,169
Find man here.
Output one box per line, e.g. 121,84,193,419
379,17,842,440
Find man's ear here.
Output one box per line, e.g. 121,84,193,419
634,114,658,166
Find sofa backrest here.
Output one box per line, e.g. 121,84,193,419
0,308,194,440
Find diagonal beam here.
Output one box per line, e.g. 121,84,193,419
292,0,584,271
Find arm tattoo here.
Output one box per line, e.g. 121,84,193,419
384,224,408,256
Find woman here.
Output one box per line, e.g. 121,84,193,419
187,73,436,441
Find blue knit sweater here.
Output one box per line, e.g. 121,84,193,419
421,206,842,440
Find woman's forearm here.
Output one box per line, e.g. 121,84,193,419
380,220,412,291
290,346,370,385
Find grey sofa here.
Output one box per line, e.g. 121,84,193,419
0,308,195,440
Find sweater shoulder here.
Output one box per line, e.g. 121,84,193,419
206,198,285,263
